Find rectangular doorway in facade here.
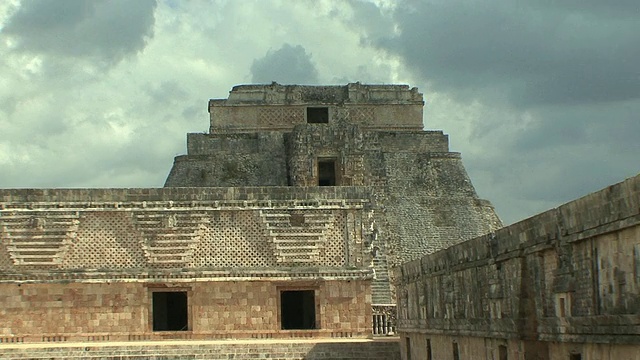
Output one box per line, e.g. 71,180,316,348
280,290,316,329
307,107,329,123
499,345,508,360
318,159,337,186
152,291,188,331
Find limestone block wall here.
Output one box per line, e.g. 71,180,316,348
0,279,371,342
396,173,640,360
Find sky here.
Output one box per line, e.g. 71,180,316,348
0,0,638,225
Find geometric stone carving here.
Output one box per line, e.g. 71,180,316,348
259,209,334,264
348,106,375,125
258,107,304,129
132,211,207,267
0,211,79,266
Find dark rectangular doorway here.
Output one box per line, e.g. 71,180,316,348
152,291,188,331
280,290,316,329
499,345,508,360
318,159,337,186
307,107,329,123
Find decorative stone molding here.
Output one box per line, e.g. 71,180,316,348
133,211,208,267
259,209,335,264
0,268,374,283
0,211,79,266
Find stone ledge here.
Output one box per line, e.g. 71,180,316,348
0,338,401,360
0,268,375,284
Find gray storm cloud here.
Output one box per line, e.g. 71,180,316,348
374,1,640,108
3,0,157,63
353,0,640,223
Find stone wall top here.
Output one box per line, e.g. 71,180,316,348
0,186,375,207
216,82,424,105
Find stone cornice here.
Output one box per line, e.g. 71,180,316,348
0,199,368,211
0,268,374,284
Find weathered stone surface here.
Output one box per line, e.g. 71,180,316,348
396,173,640,359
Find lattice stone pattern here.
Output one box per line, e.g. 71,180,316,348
0,207,356,271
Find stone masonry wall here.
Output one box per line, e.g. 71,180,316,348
396,173,640,360
165,132,288,187
0,279,371,342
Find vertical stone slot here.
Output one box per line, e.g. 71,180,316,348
452,341,460,360
280,290,316,329
152,291,188,331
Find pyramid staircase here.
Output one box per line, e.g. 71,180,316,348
371,252,393,304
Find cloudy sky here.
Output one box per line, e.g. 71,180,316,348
0,0,638,225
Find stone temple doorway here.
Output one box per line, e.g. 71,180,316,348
280,290,316,330
152,291,188,331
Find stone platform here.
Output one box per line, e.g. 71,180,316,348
0,338,401,360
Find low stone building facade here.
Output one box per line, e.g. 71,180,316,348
0,188,374,342
396,174,640,360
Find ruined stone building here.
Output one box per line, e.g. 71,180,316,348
0,83,499,357
397,174,640,360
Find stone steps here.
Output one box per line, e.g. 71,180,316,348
0,339,400,360
371,252,392,304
